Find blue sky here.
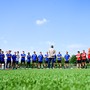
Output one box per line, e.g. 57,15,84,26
0,0,90,55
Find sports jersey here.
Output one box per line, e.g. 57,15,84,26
12,54,17,61
64,54,70,61
32,54,37,61
76,53,81,60
57,54,62,61
45,54,49,61
6,54,12,61
21,54,26,60
81,53,86,60
38,54,43,62
27,55,31,62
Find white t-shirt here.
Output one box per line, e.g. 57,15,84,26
48,48,56,58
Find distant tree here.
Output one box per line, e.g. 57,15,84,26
69,55,76,64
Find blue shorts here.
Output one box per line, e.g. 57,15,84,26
16,61,19,64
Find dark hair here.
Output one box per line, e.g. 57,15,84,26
51,45,54,48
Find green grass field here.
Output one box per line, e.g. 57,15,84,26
0,69,90,90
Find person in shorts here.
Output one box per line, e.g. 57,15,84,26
64,51,70,68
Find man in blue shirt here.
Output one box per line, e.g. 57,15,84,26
64,51,70,68
57,52,62,68
12,52,17,69
6,50,12,68
0,49,2,66
38,52,43,68
32,51,37,68
21,51,26,67
44,52,49,68
26,52,31,68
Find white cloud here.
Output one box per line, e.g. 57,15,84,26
36,18,47,25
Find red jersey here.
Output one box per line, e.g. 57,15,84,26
76,53,81,60
88,54,90,59
81,53,86,60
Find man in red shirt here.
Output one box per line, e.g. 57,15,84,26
81,50,87,68
76,51,81,68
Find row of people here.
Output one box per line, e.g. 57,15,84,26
0,49,90,69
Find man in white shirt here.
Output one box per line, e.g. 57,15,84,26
48,45,56,68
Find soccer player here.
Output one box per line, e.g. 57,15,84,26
44,52,49,68
26,52,31,68
76,51,81,68
57,52,62,68
1,51,5,69
12,52,17,69
32,51,37,68
64,51,70,68
21,51,26,67
16,51,20,68
81,50,87,68
48,45,56,68
6,50,12,68
38,52,43,69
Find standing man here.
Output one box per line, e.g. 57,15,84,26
76,51,81,68
48,45,56,68
57,52,62,68
64,51,70,68
81,50,87,68
21,51,26,67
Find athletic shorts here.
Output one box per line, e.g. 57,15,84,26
57,60,61,63
27,62,30,64
82,59,86,62
77,60,81,63
65,61,69,63
16,61,19,64
45,61,48,63
1,60,5,64
32,60,36,63
21,60,25,63
38,61,42,64
7,60,11,64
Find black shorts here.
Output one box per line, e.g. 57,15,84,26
38,61,42,64
82,59,86,62
45,61,48,63
89,59,90,62
57,60,61,63
77,60,81,63
21,60,25,63
7,60,11,64
16,61,19,64
65,61,69,63
32,60,36,63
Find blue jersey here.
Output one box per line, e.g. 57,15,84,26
1,54,5,61
6,54,12,61
21,54,26,60
64,54,70,61
45,54,49,61
57,54,62,61
12,54,17,61
32,54,37,61
38,54,43,62
27,55,31,62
